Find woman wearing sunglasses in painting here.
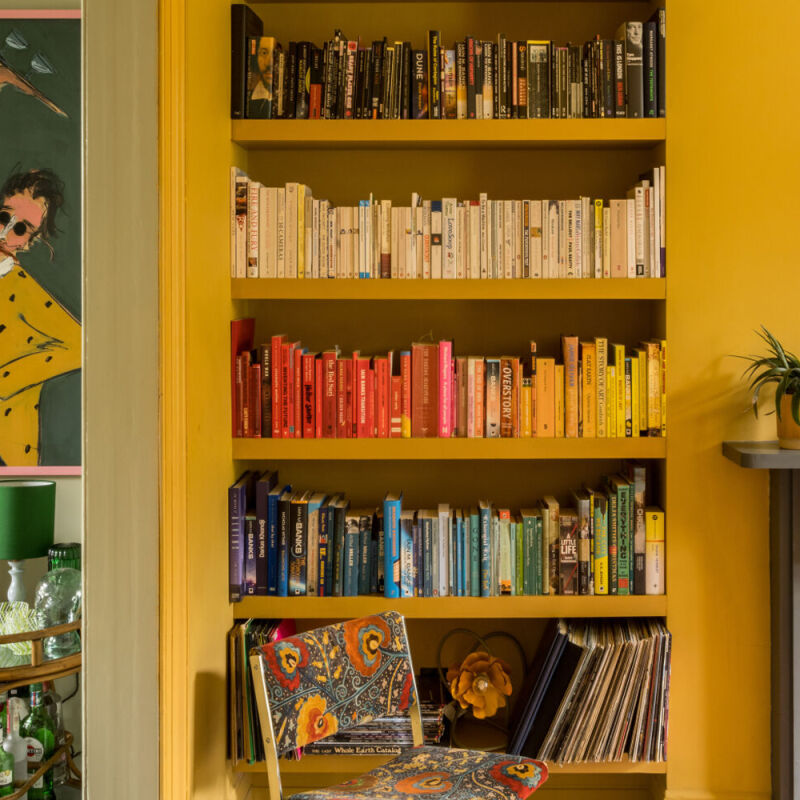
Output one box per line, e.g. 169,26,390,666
0,168,80,466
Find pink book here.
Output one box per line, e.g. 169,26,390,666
439,340,453,438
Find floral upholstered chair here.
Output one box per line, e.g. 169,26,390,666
249,611,548,799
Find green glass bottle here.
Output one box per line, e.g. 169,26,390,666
0,725,14,798
19,684,55,800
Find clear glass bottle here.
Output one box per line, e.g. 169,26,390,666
40,684,64,786
33,569,81,661
19,685,55,800
0,726,15,797
4,697,27,800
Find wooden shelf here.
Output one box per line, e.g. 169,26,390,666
235,594,667,619
232,119,666,150
233,437,666,460
235,755,667,775
232,278,666,301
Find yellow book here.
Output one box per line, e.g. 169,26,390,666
636,348,648,433
554,364,565,438
631,356,640,437
297,184,306,278
659,339,667,437
595,337,608,438
580,342,597,438
612,344,626,437
642,340,661,435
593,491,609,595
645,507,665,595
520,379,532,438
607,365,617,438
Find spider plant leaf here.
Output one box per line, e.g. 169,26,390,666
762,326,790,368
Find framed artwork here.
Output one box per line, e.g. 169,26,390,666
0,10,81,475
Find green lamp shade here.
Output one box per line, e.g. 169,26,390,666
0,480,55,560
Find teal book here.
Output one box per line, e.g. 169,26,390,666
515,517,523,596
399,510,415,598
383,491,403,598
469,507,480,597
533,510,543,595
479,500,492,597
521,509,537,596
343,510,363,596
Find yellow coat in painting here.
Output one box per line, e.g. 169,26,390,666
0,264,81,466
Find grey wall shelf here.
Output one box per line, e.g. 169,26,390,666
723,440,800,800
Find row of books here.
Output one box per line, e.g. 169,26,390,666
231,322,667,441
230,168,666,280
509,618,671,763
233,6,666,120
227,462,666,603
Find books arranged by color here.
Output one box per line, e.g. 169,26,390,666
230,169,666,280
227,463,666,602
228,617,297,763
230,322,667,442
508,618,671,764
232,6,666,121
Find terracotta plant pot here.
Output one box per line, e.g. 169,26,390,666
777,394,800,449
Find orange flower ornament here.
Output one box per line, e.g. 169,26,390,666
296,694,338,747
446,651,512,719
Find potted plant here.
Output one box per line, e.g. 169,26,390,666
740,326,800,449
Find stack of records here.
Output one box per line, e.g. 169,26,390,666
508,618,671,764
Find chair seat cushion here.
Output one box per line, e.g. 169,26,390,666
288,745,548,800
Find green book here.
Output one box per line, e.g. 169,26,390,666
607,475,631,595
515,517,524,596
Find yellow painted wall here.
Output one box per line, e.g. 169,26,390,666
167,1,800,798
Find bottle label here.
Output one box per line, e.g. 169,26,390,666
0,769,10,786
24,737,44,788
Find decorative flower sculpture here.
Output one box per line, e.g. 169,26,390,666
446,650,513,719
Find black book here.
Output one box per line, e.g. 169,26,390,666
354,47,366,119
643,20,657,118
613,40,625,117
465,38,476,119
411,49,428,119
401,42,412,119
295,42,311,120
289,490,311,596
360,49,373,119
309,46,324,119
602,39,615,119
512,620,584,759
617,21,643,118
650,8,666,117
496,35,507,119
323,40,335,119
286,42,298,119
476,40,487,118
370,40,385,119
336,38,350,119
427,31,442,119
381,45,394,119
581,47,591,118
516,41,528,119
278,490,294,596
505,39,514,118
528,41,550,120
231,4,263,119
332,495,349,596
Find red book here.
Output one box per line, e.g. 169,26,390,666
280,341,292,438
302,352,316,439
455,357,467,437
250,362,262,437
344,359,354,439
356,356,371,438
374,356,388,438
351,351,360,437
367,367,376,438
438,340,453,438
412,343,438,438
400,351,411,438
322,350,337,438
390,375,402,437
562,334,579,438
315,358,324,439
239,351,251,437
271,334,287,439
511,357,520,438
336,357,349,438
231,318,255,437
293,344,303,438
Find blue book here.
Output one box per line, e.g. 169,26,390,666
375,512,384,594
289,491,312,596
343,511,362,596
306,492,327,596
413,520,423,596
228,471,254,603
420,511,435,598
479,500,492,597
399,511,415,598
469,508,480,597
383,492,403,598
359,512,372,595
272,485,292,596
255,471,278,596
318,498,333,596
331,495,349,596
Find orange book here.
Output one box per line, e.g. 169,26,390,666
474,358,485,438
555,364,565,438
535,357,555,437
529,341,537,436
520,377,532,437
580,341,597,438
562,335,579,438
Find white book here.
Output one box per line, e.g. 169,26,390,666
285,182,298,278
469,201,480,279
319,199,329,279
530,200,543,278
581,196,592,278
407,206,417,279
247,180,260,278
337,206,346,278
259,185,275,278
488,200,497,279
659,165,665,277
547,200,559,279
442,197,457,278
276,187,286,278
648,186,656,279
431,203,442,278
540,199,549,278
494,200,504,278
234,174,248,279
415,206,424,279
557,199,567,278
522,200,530,278
652,168,661,278
565,200,575,278
438,504,450,597
350,205,358,280
502,200,513,278
391,206,400,279
297,185,308,278
372,201,381,279
625,197,637,278
593,199,603,279
380,199,392,279
422,201,432,279
358,201,367,279
328,206,337,278
304,194,313,279
627,184,645,276
479,193,488,279
602,206,611,278
639,180,651,277
514,200,523,279
312,198,320,279
230,166,245,278
456,204,467,279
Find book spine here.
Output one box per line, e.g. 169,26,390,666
278,494,292,596
400,351,412,438
315,358,323,438
400,516,414,597
343,517,359,596
412,50,429,119
558,510,578,595
383,497,402,598
630,465,647,594
595,338,608,438
332,506,345,596
608,489,618,594
576,498,590,595
288,499,307,595
643,21,657,118
244,514,257,595
228,481,246,602
255,480,269,595
479,504,491,597
302,353,315,438
359,515,371,595
554,364,565,438
267,490,283,595
428,31,441,119
645,508,665,594
318,505,329,595
438,341,453,438
562,336,579,437
307,503,319,596
593,498,608,595
485,358,501,438
499,357,514,438
617,483,631,595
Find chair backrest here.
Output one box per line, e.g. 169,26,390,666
251,611,421,758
